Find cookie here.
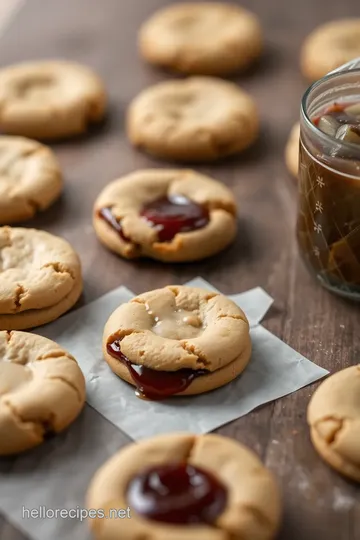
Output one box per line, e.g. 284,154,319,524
0,60,106,139
285,123,300,178
307,365,360,482
94,169,237,262
139,3,263,76
0,226,82,330
301,19,360,81
102,285,251,399
0,331,85,455
127,77,259,161
0,136,62,224
87,433,281,540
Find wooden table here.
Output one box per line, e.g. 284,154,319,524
0,0,359,538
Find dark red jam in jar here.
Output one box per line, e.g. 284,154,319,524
126,462,227,525
107,339,208,400
140,194,209,242
297,69,360,299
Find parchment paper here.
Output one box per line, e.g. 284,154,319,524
39,277,329,439
0,278,328,540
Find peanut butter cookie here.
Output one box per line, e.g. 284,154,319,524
0,60,106,139
301,19,360,81
308,365,360,482
0,136,62,224
127,77,259,161
0,331,85,455
285,123,300,178
102,285,251,399
94,169,237,262
87,433,281,540
139,3,263,76
0,227,82,330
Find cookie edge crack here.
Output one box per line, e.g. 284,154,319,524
41,261,76,280
1,398,51,441
14,283,26,311
45,374,84,404
36,350,76,362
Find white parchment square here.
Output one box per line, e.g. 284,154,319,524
38,278,328,440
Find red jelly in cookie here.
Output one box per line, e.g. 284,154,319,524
140,194,209,242
107,339,208,400
126,462,227,525
98,207,131,243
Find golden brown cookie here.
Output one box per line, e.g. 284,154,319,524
285,123,300,178
139,3,263,76
301,19,360,81
0,60,106,139
127,77,259,162
102,285,251,399
307,365,360,482
93,169,237,262
0,331,85,455
87,433,282,540
0,136,62,224
0,226,82,330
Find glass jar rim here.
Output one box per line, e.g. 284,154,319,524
301,68,360,152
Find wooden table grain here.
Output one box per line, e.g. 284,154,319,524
0,0,359,538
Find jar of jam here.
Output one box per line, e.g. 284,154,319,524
297,60,360,300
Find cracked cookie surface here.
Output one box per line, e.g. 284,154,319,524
94,169,237,262
0,331,85,455
0,227,82,329
0,136,62,224
139,2,263,76
307,365,360,482
0,60,106,140
301,19,360,81
87,433,281,540
285,123,299,178
103,286,251,396
127,77,259,162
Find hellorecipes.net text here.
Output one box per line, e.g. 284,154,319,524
22,506,132,522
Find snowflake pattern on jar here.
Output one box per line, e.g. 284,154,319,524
297,137,360,296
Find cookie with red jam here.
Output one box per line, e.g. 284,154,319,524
87,433,282,540
102,285,251,399
93,169,237,262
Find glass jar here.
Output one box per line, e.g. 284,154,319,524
297,64,360,300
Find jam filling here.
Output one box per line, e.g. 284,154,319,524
313,101,360,144
98,207,131,243
126,462,227,525
98,195,209,245
107,339,208,400
140,194,209,242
